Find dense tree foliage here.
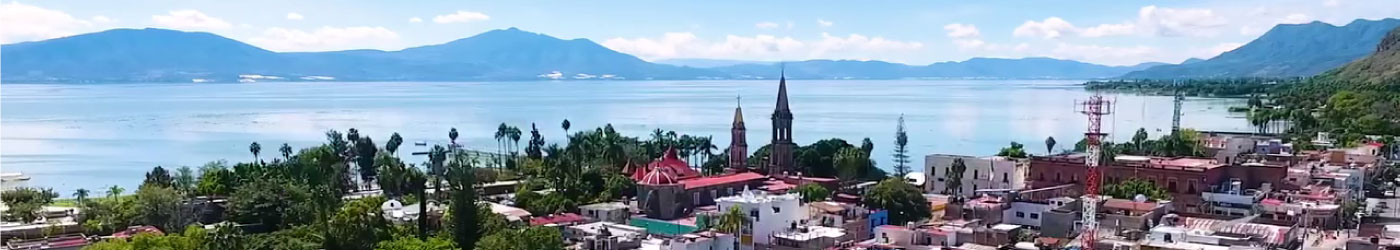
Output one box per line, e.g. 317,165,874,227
1,187,58,222
863,178,931,225
1101,178,1171,201
792,183,831,202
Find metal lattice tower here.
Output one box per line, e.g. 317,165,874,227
1172,80,1183,134
1076,94,1113,250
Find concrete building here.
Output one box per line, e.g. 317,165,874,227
925,154,1027,196
1199,179,1266,217
769,225,848,249
1001,201,1051,228
632,149,768,221
1030,154,1230,215
806,201,885,242
714,189,804,248
1140,214,1302,249
581,202,632,224
640,232,736,250
1098,198,1171,240
567,221,647,250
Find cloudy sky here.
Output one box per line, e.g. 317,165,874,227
3,0,1397,66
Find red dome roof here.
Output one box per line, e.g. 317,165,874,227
645,147,702,180
640,166,678,185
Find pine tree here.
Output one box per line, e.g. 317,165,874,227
891,115,911,176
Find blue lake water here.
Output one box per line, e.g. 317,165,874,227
1,80,1252,195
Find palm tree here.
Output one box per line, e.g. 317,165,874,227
106,185,124,200
387,133,404,156
715,206,747,249
1045,136,1057,155
72,189,90,205
508,126,523,156
448,128,460,147
280,143,294,160
561,119,572,142
249,142,262,162
429,145,448,199
496,123,509,167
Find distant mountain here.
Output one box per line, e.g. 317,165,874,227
1123,18,1400,79
1180,58,1205,64
2,28,717,82
653,58,773,68
3,27,1169,82
1315,26,1400,86
712,57,1160,79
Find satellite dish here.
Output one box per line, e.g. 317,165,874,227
1134,194,1149,203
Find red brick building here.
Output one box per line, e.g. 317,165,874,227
1027,153,1280,215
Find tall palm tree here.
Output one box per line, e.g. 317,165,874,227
106,185,124,200
249,142,262,162
715,206,747,249
429,145,448,199
1045,136,1057,155
448,128,460,147
561,119,572,142
72,189,90,205
387,133,404,156
280,143,294,160
496,123,509,167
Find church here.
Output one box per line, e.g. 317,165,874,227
627,72,837,221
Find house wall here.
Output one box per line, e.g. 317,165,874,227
1040,200,1081,239
1002,202,1050,228
716,193,804,246
926,155,1024,196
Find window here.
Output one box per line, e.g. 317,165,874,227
1039,172,1045,181
1016,212,1025,218
711,190,718,200
974,170,980,180
728,187,734,195
1029,213,1039,219
750,209,760,221
1164,233,1174,243
693,192,701,204
1188,179,1198,194
1167,178,1179,193
1057,173,1063,182
1002,173,1009,183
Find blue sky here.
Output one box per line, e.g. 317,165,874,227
3,0,1397,66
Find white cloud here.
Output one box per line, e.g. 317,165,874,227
1136,5,1228,37
0,2,97,43
91,15,114,23
755,21,780,29
152,10,232,30
601,32,922,62
1014,6,1227,39
816,19,833,27
942,23,980,39
1013,17,1076,39
408,17,423,23
286,12,304,20
248,26,401,51
1201,42,1245,58
433,10,489,24
1323,0,1341,7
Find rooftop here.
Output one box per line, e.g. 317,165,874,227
1101,198,1163,212
772,225,846,240
681,172,766,190
715,189,799,204
529,213,587,226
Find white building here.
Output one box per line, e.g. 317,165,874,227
715,189,804,249
580,202,631,224
640,232,735,250
924,155,1027,196
1001,201,1050,228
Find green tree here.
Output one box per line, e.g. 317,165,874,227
944,158,967,195
1100,178,1170,201
892,115,912,176
173,166,196,195
386,133,404,156
250,142,262,162
791,183,831,202
447,153,480,249
1,187,58,222
1131,128,1150,154
227,178,314,230
325,196,390,250
526,124,545,159
1045,136,1057,154
375,236,455,250
714,206,746,234
132,185,192,233
449,127,460,146
196,166,236,197
143,166,175,189
354,136,379,189
995,142,1028,158
834,147,870,182
280,143,294,160
863,178,931,225
73,188,91,205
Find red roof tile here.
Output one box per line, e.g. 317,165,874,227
681,172,766,189
529,213,588,226
641,148,702,181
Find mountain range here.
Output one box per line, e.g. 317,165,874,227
1123,18,1400,79
4,18,1397,82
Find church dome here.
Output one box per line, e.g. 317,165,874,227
640,166,678,185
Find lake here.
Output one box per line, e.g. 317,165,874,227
1,80,1252,195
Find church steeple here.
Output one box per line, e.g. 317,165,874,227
768,68,795,176
729,96,748,170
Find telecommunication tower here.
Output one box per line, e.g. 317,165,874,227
1075,94,1113,250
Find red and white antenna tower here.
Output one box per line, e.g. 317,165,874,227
1075,94,1113,250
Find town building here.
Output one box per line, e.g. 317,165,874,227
580,202,632,224
714,189,804,248
924,154,1027,197
633,148,767,220
567,221,647,250
1029,153,1236,215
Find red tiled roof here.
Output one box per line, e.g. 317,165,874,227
529,213,587,226
641,166,679,185
681,172,766,189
